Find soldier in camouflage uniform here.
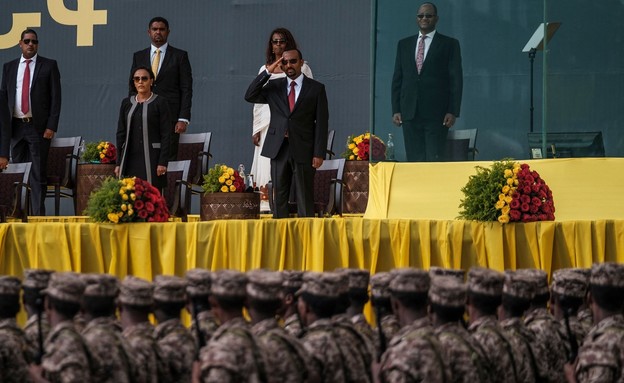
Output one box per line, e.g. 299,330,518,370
466,267,521,383
185,269,219,350
571,268,593,330
247,269,318,383
297,271,347,382
518,268,567,383
30,271,92,383
550,269,590,359
430,275,488,383
196,269,267,382
378,268,450,383
153,275,197,383
343,269,375,350
118,276,161,383
332,269,374,382
280,270,305,338
0,276,31,382
566,262,624,383
369,272,399,357
22,269,53,364
498,271,547,383
80,273,137,383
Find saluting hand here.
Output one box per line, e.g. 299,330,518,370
266,55,283,74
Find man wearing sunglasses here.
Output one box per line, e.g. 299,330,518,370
391,2,463,162
245,49,328,219
1,28,62,215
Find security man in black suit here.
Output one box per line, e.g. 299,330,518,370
1,29,62,215
245,49,329,218
392,2,463,162
131,16,192,160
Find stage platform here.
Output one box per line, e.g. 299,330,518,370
1,158,622,282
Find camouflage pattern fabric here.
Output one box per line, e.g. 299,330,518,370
468,315,520,383
0,318,30,383
123,321,160,383
23,312,50,363
373,314,400,357
556,316,588,361
198,317,267,383
300,318,346,383
284,313,304,338
379,316,450,383
332,313,374,382
252,318,314,383
191,310,219,349
500,317,546,383
435,321,489,383
154,318,197,383
81,316,137,383
575,314,624,383
42,320,93,383
524,308,567,383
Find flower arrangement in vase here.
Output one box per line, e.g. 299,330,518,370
82,141,117,164
459,160,555,223
342,132,386,161
85,176,169,223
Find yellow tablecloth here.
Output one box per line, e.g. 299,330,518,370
1,218,622,281
365,158,624,220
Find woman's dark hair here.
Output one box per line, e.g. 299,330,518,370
468,291,502,316
265,27,298,64
501,294,531,318
301,292,336,318
128,65,155,94
82,296,116,318
48,296,81,318
0,294,20,318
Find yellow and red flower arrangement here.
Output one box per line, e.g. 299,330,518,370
202,164,245,193
85,177,169,223
82,141,117,164
342,132,386,161
459,160,555,223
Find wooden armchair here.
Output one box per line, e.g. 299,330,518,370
0,162,32,222
163,160,192,221
46,136,82,215
176,132,212,211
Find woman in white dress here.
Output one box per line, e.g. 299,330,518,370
251,28,312,211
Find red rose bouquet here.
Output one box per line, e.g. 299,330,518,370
202,164,245,193
459,160,555,223
82,141,117,164
342,132,386,161
85,176,170,223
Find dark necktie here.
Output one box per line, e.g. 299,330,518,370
21,59,32,115
416,35,426,73
288,81,296,112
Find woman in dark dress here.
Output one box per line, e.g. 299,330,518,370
115,66,171,189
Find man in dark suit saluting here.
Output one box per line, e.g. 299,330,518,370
245,49,328,218
131,17,192,160
1,29,62,215
392,2,463,162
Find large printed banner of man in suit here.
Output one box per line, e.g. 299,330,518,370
391,2,463,162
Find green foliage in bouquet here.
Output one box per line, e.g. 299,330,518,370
202,164,245,193
84,176,122,222
458,159,516,221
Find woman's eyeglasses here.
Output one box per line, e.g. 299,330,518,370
272,39,287,45
133,76,150,82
